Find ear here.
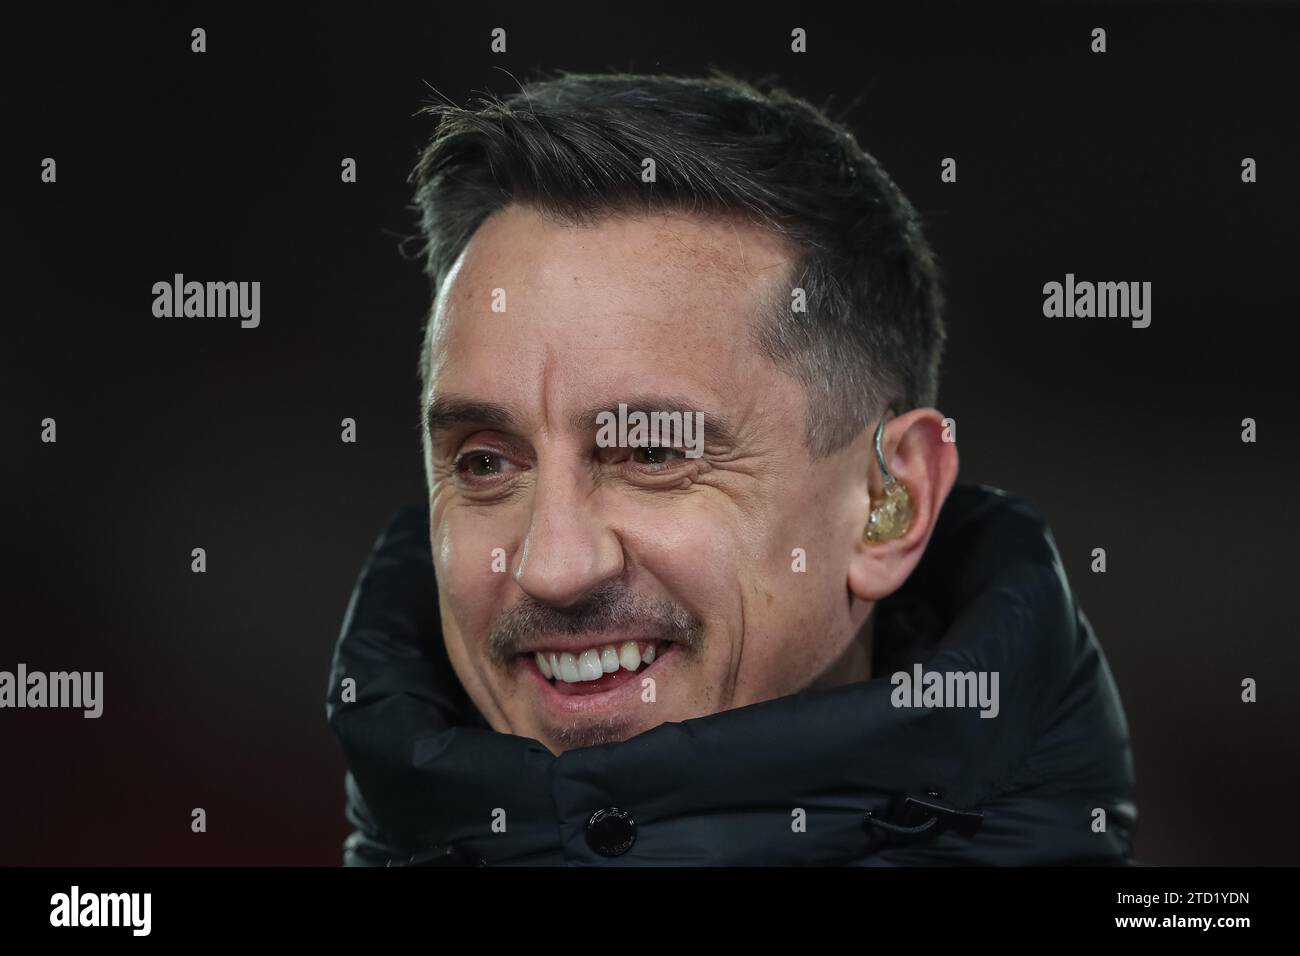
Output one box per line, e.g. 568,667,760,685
847,407,959,603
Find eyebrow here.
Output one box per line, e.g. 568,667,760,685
424,393,738,451
424,396,521,443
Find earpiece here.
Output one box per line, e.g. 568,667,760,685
863,410,913,543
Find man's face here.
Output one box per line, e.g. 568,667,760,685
424,204,874,754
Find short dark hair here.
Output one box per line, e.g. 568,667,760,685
409,69,946,456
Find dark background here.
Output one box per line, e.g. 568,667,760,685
5,0,1297,865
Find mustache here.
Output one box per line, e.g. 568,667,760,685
486,581,705,664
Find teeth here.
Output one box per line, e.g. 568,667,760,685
578,649,604,681
536,641,665,683
559,653,580,683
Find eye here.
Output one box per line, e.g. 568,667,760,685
455,451,518,479
631,446,685,467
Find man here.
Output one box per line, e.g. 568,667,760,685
326,70,1136,865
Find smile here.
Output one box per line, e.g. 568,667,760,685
530,640,665,686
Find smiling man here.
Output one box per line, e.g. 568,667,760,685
326,70,1136,866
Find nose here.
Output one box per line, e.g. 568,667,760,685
513,461,624,608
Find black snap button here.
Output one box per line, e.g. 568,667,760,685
586,806,636,857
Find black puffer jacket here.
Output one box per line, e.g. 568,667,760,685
325,483,1137,865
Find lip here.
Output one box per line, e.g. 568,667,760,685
520,642,678,719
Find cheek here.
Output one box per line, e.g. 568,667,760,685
624,510,740,617
731,489,857,683
433,508,521,640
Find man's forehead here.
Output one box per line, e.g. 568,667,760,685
425,204,798,405
435,203,796,325
419,206,817,475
